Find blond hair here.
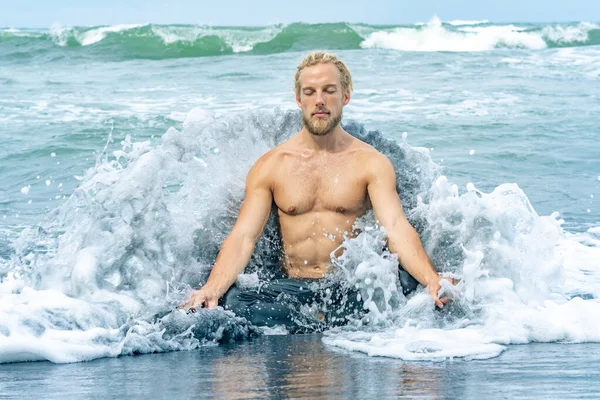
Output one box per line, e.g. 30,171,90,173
294,51,353,96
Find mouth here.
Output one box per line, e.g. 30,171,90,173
312,111,330,118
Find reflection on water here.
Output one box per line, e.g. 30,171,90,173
1,337,599,399
210,334,447,399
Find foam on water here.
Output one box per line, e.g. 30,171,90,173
361,18,546,52
1,109,599,363
542,22,600,45
324,177,600,360
150,25,284,53
447,20,491,26
50,24,144,46
360,18,599,52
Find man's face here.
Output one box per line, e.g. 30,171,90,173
296,63,350,136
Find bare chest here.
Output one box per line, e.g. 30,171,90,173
272,157,370,215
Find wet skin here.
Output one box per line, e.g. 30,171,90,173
179,62,449,311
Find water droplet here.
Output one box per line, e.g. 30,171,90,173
50,152,56,157
469,149,475,155
45,180,51,186
20,185,30,195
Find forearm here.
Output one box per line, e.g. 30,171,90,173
203,232,256,296
388,225,440,287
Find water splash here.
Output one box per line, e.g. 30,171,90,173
2,108,599,363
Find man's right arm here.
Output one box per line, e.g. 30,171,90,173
178,155,274,310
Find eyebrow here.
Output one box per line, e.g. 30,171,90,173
302,84,338,90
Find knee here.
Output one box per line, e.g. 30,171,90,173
221,286,242,311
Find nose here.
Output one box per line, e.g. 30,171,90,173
315,91,325,106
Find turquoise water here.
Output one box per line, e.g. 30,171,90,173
0,19,600,367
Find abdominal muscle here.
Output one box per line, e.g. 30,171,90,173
278,210,361,278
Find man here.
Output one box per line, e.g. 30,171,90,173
179,51,450,329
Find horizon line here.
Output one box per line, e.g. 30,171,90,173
2,18,599,30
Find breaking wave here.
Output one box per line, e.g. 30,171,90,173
1,19,599,61
1,109,599,363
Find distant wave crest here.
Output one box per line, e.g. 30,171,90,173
1,19,599,60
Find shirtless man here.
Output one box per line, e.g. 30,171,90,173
179,52,449,327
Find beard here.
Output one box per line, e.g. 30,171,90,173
302,108,342,137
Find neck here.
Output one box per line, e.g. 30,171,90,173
299,124,351,153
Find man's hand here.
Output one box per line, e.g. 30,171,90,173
428,277,455,309
177,286,221,311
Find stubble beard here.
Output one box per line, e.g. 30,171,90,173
302,110,343,137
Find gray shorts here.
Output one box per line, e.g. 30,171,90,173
220,267,418,333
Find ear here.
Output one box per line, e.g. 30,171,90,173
296,92,302,108
343,89,351,106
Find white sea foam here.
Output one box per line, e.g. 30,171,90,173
361,20,598,52
0,109,299,363
324,328,505,361
0,28,42,38
447,19,490,26
361,17,545,51
151,25,283,53
47,23,283,52
323,177,600,360
49,24,143,46
542,22,599,45
1,109,599,364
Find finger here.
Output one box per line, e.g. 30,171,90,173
440,297,451,304
206,298,218,309
435,298,444,308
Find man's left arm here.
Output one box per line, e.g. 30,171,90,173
366,152,449,308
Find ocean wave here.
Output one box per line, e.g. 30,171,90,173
542,22,600,46
1,109,599,363
447,19,491,26
1,20,599,60
361,19,600,52
49,23,144,46
361,19,545,51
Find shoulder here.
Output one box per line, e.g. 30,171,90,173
246,142,293,188
251,142,292,170
350,141,395,176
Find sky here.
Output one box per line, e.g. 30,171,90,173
1,0,599,27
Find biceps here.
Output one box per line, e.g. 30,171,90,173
369,186,407,229
232,189,273,241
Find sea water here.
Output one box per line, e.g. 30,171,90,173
1,18,599,365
